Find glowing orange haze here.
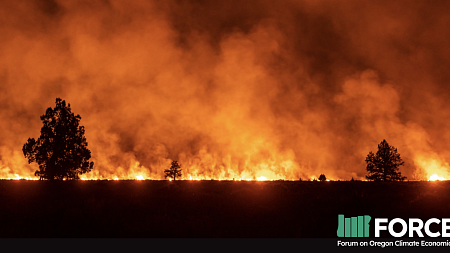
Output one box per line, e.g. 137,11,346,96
0,0,450,181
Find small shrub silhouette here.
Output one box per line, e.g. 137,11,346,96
318,174,327,181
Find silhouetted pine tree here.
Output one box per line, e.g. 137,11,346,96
365,139,406,181
165,161,182,180
23,98,93,180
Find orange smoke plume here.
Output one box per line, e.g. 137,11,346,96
0,0,449,180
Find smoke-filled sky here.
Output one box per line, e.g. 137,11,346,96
1,0,450,180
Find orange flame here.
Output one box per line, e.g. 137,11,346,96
429,174,446,181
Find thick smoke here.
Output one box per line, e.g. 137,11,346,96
1,0,450,180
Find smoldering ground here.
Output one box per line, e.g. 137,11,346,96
1,0,450,180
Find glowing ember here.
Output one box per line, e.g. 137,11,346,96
429,174,446,181
136,175,144,180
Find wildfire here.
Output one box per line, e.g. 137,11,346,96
189,175,201,180
136,175,144,180
4,176,38,180
429,174,446,181
415,156,450,181
256,176,268,181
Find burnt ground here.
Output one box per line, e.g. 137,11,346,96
0,180,448,238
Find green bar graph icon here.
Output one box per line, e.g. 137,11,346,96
358,216,363,237
337,214,344,237
351,217,357,237
337,214,371,237
345,218,350,237
364,215,371,236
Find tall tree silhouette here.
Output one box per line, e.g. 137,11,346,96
165,161,182,180
23,98,94,180
365,139,406,181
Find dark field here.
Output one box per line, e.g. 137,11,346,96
0,180,449,238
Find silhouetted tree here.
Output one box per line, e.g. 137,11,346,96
165,161,182,180
365,139,406,181
23,98,94,180
318,174,327,181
